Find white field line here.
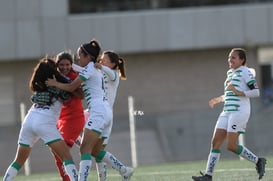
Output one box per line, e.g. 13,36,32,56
110,167,273,176
15,167,273,180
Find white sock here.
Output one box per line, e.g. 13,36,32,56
78,154,92,181
102,151,126,174
3,164,19,181
63,160,78,181
96,162,107,181
205,149,221,176
238,145,258,163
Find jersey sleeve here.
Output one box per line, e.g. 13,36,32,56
72,63,84,72
244,68,257,86
243,67,260,97
79,62,95,81
101,65,118,81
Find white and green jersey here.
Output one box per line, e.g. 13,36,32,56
78,62,104,110
223,66,258,112
101,65,119,108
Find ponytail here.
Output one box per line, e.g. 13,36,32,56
117,58,126,80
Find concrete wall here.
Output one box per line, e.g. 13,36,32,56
1,1,273,60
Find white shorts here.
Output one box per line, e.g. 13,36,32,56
215,111,250,133
85,102,113,140
18,111,62,146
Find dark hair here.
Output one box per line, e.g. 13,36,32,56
29,58,69,92
231,48,247,65
80,39,101,61
103,51,126,80
56,51,73,65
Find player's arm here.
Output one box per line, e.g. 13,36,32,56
71,87,84,99
227,82,259,98
242,68,260,97
94,63,117,81
72,63,84,72
228,68,260,97
46,76,83,92
101,65,117,81
244,81,260,97
227,83,245,96
209,95,224,108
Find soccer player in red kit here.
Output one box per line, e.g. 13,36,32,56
52,51,85,181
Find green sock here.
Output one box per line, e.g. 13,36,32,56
11,162,21,171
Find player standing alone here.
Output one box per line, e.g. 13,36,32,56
192,48,266,181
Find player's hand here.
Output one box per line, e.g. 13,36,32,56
94,63,102,69
227,83,244,96
209,98,217,108
209,96,223,108
45,75,57,87
227,83,236,92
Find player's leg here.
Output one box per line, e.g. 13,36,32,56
78,128,100,181
3,145,31,181
194,129,226,181
94,114,113,181
49,140,78,181
227,131,266,179
96,161,107,181
53,117,84,181
35,113,78,181
51,151,70,181
206,128,226,174
93,139,107,181
226,112,266,179
4,114,37,181
96,150,134,181
192,114,228,181
52,122,71,181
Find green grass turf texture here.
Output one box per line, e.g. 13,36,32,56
1,156,272,181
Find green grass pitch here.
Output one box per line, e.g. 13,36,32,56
1,156,272,181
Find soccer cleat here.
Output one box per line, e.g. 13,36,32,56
256,157,266,179
121,167,134,181
192,172,212,181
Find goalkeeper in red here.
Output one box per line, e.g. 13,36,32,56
192,48,266,181
51,51,85,181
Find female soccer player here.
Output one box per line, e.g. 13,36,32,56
93,50,127,181
51,51,85,181
3,58,78,181
192,48,266,181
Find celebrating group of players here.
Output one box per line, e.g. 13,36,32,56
3,39,134,181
